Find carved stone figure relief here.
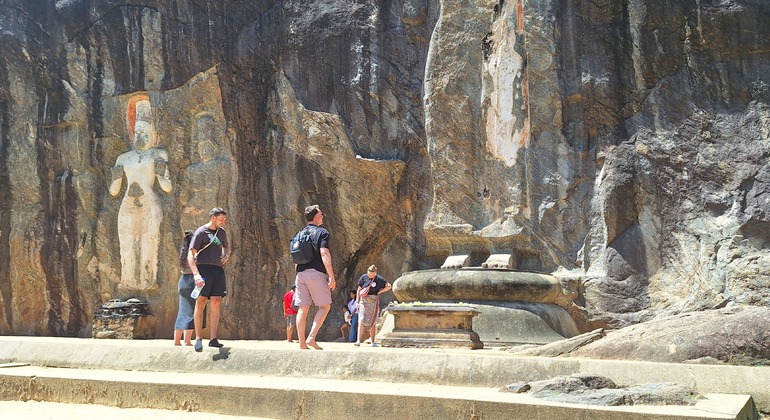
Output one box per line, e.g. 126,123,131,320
179,112,233,230
108,95,173,290
483,0,530,167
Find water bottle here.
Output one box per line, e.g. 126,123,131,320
191,277,205,299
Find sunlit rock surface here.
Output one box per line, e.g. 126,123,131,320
0,1,769,343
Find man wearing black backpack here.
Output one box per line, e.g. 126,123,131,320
292,204,336,350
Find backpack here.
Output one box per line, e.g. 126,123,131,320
289,225,317,264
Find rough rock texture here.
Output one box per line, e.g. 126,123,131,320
502,374,700,407
0,1,769,341
0,1,421,339
508,328,605,357
569,305,770,365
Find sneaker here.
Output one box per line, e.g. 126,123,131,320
209,338,224,348
371,343,378,347
194,338,202,352
353,342,360,347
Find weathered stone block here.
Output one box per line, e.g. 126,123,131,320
440,255,469,269
392,269,564,303
92,299,155,339
482,253,514,269
91,315,156,339
380,304,483,349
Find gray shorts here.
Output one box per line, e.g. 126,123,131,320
294,269,332,307
286,314,297,327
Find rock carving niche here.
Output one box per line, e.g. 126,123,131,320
425,0,531,236
179,112,233,230
108,95,172,290
484,0,529,167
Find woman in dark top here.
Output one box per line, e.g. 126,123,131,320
173,230,195,346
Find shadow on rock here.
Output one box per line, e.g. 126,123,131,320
213,347,231,361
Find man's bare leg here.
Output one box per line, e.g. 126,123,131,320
297,306,310,349
193,297,207,351
208,297,222,340
306,304,329,350
193,297,207,340
355,314,365,345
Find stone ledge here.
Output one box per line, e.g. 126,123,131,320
0,336,768,414
0,365,756,420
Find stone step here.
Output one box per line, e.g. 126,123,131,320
0,337,765,419
0,399,272,419
0,365,754,420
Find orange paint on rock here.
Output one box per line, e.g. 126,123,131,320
126,94,150,139
520,70,530,147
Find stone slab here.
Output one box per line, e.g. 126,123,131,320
381,330,484,349
381,300,579,346
440,254,470,269
0,365,755,419
92,315,156,339
0,400,270,419
381,304,483,349
0,336,767,415
392,269,563,303
464,301,575,345
482,254,514,269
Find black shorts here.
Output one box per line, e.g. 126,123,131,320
198,265,227,298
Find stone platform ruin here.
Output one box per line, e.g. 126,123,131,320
380,303,483,349
388,254,580,347
91,298,155,339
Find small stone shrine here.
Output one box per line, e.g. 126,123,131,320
380,303,483,349
92,298,156,339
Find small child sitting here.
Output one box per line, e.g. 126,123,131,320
340,305,351,340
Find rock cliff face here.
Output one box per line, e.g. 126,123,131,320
0,0,768,340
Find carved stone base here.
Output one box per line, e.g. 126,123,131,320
92,315,156,339
380,304,483,349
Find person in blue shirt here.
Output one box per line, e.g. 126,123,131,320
345,290,358,342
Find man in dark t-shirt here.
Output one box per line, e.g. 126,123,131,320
295,225,330,275
293,204,336,350
188,207,230,352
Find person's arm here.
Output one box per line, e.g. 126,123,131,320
379,281,392,295
356,286,362,305
154,151,172,193
220,230,230,265
188,248,203,287
320,247,335,290
108,165,123,196
221,244,229,265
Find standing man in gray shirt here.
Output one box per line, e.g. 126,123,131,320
188,207,230,352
